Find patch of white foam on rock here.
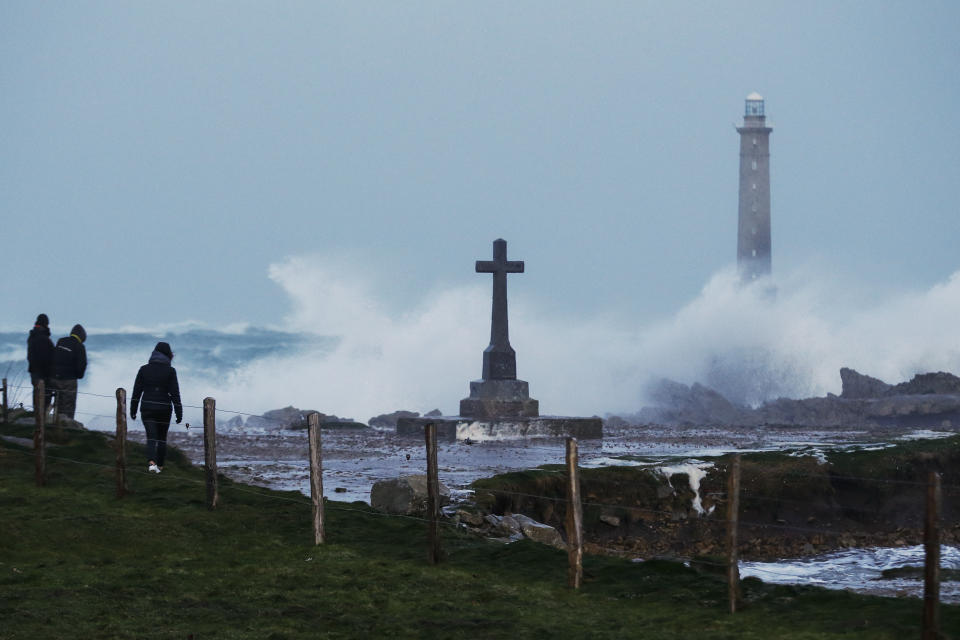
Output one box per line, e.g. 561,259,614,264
658,461,715,515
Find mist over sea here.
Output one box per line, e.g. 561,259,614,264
3,259,960,427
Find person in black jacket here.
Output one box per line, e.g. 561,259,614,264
27,314,55,412
131,342,182,473
50,324,87,421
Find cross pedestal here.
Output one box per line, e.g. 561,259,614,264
460,239,539,419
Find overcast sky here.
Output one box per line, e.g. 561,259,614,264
2,2,958,332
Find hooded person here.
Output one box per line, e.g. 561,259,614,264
26,314,55,412
130,342,183,473
50,323,87,420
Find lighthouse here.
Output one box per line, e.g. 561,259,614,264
736,92,773,281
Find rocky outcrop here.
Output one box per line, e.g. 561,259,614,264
890,371,960,396
840,367,891,399
634,369,960,428
368,410,420,428
470,436,960,560
245,406,365,429
246,406,320,429
11,412,85,431
370,475,450,515
513,514,565,549
457,511,565,548
841,368,960,399
635,379,755,426
223,415,245,429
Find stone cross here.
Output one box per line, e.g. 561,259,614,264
476,238,524,380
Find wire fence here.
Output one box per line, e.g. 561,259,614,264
1,377,957,625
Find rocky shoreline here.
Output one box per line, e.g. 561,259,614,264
624,369,960,429
462,434,960,561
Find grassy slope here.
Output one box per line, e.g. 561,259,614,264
1,421,957,639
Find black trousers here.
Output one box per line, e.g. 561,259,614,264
142,412,172,467
31,374,53,412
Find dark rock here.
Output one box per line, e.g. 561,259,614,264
246,406,321,429
637,369,960,428
890,371,960,396
246,406,362,429
368,410,419,428
599,514,621,527
637,379,752,426
320,420,368,430
456,509,485,527
513,514,565,549
223,415,244,429
370,475,450,515
840,368,892,398
423,409,442,417
498,514,521,535
604,415,629,428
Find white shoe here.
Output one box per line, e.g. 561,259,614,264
148,463,161,474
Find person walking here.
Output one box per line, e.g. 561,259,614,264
130,342,182,473
27,314,54,413
50,324,87,421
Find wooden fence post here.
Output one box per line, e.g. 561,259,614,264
33,380,46,486
308,412,325,545
565,437,584,589
922,471,941,640
726,454,742,614
2,377,7,423
425,422,442,564
203,397,219,510
115,388,128,498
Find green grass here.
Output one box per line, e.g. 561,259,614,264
1,420,958,639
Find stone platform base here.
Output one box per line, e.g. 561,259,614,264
396,416,602,440
459,379,539,419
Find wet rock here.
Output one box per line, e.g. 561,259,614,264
489,533,525,544
656,485,674,499
246,406,323,429
456,509,485,527
600,514,621,527
499,514,521,535
223,415,244,429
637,379,752,426
840,368,892,399
513,514,565,549
321,419,369,429
370,475,450,515
603,415,629,428
635,368,960,428
368,410,419,428
890,371,960,396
